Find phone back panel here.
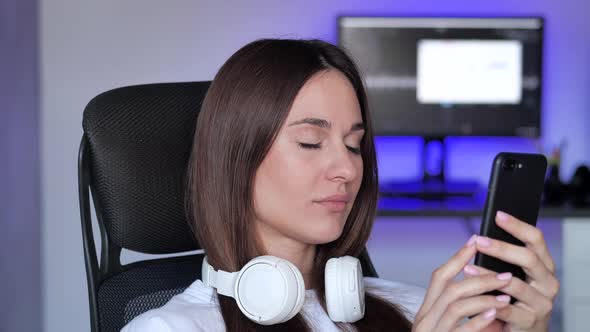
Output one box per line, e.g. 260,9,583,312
474,152,547,280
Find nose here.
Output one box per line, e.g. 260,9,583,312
326,144,360,182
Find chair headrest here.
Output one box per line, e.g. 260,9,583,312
82,81,210,254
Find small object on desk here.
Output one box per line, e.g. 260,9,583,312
543,147,567,205
569,165,590,207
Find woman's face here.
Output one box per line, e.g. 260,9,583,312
253,70,364,246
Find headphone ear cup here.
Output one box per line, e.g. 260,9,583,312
234,256,305,325
325,256,365,323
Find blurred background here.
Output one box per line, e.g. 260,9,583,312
2,0,589,331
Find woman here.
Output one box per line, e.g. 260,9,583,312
122,39,558,331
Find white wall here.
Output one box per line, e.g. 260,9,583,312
41,1,587,331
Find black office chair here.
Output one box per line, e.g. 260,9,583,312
78,81,379,332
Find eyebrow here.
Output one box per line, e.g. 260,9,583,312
288,117,365,132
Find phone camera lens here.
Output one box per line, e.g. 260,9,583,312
503,160,517,170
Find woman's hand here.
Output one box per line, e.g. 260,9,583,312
463,211,560,332
413,236,515,332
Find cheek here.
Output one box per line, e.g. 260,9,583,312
253,144,318,218
351,158,364,193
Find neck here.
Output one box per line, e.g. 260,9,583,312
256,223,317,289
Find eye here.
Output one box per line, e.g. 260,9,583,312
347,146,361,155
298,142,321,150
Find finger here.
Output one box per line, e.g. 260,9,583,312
462,264,488,280
478,320,505,332
464,264,560,301
475,235,553,283
498,277,555,316
529,276,560,300
463,264,493,278
495,211,556,273
434,295,510,332
452,308,498,332
419,235,478,315
421,272,513,329
495,302,540,330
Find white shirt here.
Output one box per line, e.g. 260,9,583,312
121,277,426,332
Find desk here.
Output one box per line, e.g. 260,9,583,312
377,197,590,332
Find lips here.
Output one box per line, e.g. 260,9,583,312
313,194,352,212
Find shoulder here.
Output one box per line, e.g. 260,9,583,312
121,280,225,332
363,277,426,322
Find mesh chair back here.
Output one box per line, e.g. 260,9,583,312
82,81,209,254
97,255,203,332
80,82,210,332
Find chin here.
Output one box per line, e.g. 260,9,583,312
302,219,346,244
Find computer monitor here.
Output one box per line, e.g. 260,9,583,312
338,16,544,199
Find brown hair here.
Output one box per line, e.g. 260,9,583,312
187,39,412,331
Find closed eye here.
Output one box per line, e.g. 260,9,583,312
298,142,361,155
298,142,321,150
347,146,361,155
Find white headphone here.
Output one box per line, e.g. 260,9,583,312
201,255,365,325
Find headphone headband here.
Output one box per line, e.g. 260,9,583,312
201,256,238,297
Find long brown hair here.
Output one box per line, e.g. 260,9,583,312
187,39,412,331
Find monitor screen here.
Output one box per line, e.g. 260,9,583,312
338,17,543,137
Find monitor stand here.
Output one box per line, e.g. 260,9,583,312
379,136,481,200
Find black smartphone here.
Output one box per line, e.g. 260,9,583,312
474,152,547,293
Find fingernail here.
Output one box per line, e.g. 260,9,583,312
476,236,492,247
483,308,496,319
496,295,511,303
465,234,477,247
497,272,512,280
496,211,509,224
463,264,479,275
